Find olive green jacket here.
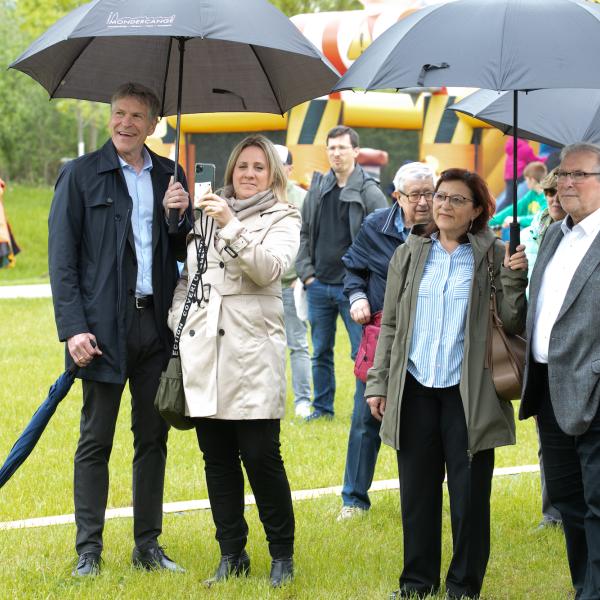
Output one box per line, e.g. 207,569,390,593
365,230,528,455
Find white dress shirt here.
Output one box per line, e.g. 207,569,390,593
532,206,600,363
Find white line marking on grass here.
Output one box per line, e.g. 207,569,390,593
0,284,51,298
0,464,540,531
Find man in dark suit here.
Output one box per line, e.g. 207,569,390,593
49,82,191,577
521,142,600,600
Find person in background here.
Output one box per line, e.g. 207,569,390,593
296,125,388,422
523,167,565,530
274,144,312,418
337,162,435,521
366,169,528,599
498,137,543,212
48,82,190,577
0,177,20,268
490,161,547,232
172,135,300,587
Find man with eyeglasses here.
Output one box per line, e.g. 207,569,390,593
296,126,387,422
521,142,600,599
336,162,435,520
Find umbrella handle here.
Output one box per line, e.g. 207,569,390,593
509,221,520,255
66,339,97,375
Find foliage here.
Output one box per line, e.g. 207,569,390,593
273,0,362,15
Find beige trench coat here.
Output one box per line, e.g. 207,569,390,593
168,202,301,419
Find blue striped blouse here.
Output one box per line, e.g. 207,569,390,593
407,235,474,388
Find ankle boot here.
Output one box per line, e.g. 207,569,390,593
204,549,250,585
270,557,293,587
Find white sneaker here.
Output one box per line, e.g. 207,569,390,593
294,402,312,418
336,506,367,522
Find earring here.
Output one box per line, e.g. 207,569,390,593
468,219,474,232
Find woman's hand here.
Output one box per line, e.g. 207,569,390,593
197,193,234,228
367,396,386,422
504,242,528,271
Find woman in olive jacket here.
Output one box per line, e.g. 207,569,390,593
366,169,528,600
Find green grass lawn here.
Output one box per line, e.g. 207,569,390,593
0,298,572,599
0,184,52,285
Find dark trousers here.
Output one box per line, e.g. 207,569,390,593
398,373,494,599
74,306,168,555
535,363,600,600
195,419,295,559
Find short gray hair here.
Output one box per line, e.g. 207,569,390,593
111,82,161,121
561,142,600,170
393,162,436,192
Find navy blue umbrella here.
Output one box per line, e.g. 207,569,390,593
0,365,77,489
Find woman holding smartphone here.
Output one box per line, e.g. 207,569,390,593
168,135,300,587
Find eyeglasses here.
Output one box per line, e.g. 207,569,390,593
326,144,354,153
399,191,434,203
544,188,558,197
556,171,600,183
433,192,473,207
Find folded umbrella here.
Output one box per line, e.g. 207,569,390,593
449,88,600,148
0,365,77,489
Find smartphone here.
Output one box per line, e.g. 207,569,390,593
194,162,216,207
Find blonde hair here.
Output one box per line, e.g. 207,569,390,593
222,135,287,202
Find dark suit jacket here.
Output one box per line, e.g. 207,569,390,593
48,140,191,384
520,220,600,435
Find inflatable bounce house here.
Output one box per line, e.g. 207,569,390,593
148,0,525,198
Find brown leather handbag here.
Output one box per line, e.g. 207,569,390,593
485,248,526,402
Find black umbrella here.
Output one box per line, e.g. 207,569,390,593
449,88,600,148
0,365,77,489
332,0,600,253
9,0,339,231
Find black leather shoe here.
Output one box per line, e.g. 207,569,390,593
72,552,101,577
270,557,293,587
132,544,185,573
204,550,251,586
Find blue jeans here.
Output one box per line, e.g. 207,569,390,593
282,286,312,407
341,378,382,509
306,279,362,416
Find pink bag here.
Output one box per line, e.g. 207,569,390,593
353,311,383,383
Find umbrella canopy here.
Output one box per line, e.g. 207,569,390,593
449,88,600,148
332,0,600,252
333,0,600,93
9,0,338,116
0,366,76,489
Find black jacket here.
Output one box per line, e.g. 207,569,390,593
48,140,190,384
295,165,388,283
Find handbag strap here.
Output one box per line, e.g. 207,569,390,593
485,246,503,368
172,228,210,358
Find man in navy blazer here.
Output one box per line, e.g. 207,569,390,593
521,142,600,600
49,83,191,577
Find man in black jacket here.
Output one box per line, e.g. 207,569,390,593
296,126,387,422
48,82,191,576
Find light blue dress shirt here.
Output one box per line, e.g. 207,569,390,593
407,235,474,388
119,149,154,296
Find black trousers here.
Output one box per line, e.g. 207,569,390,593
74,305,168,555
535,363,600,600
195,418,295,559
397,373,494,599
